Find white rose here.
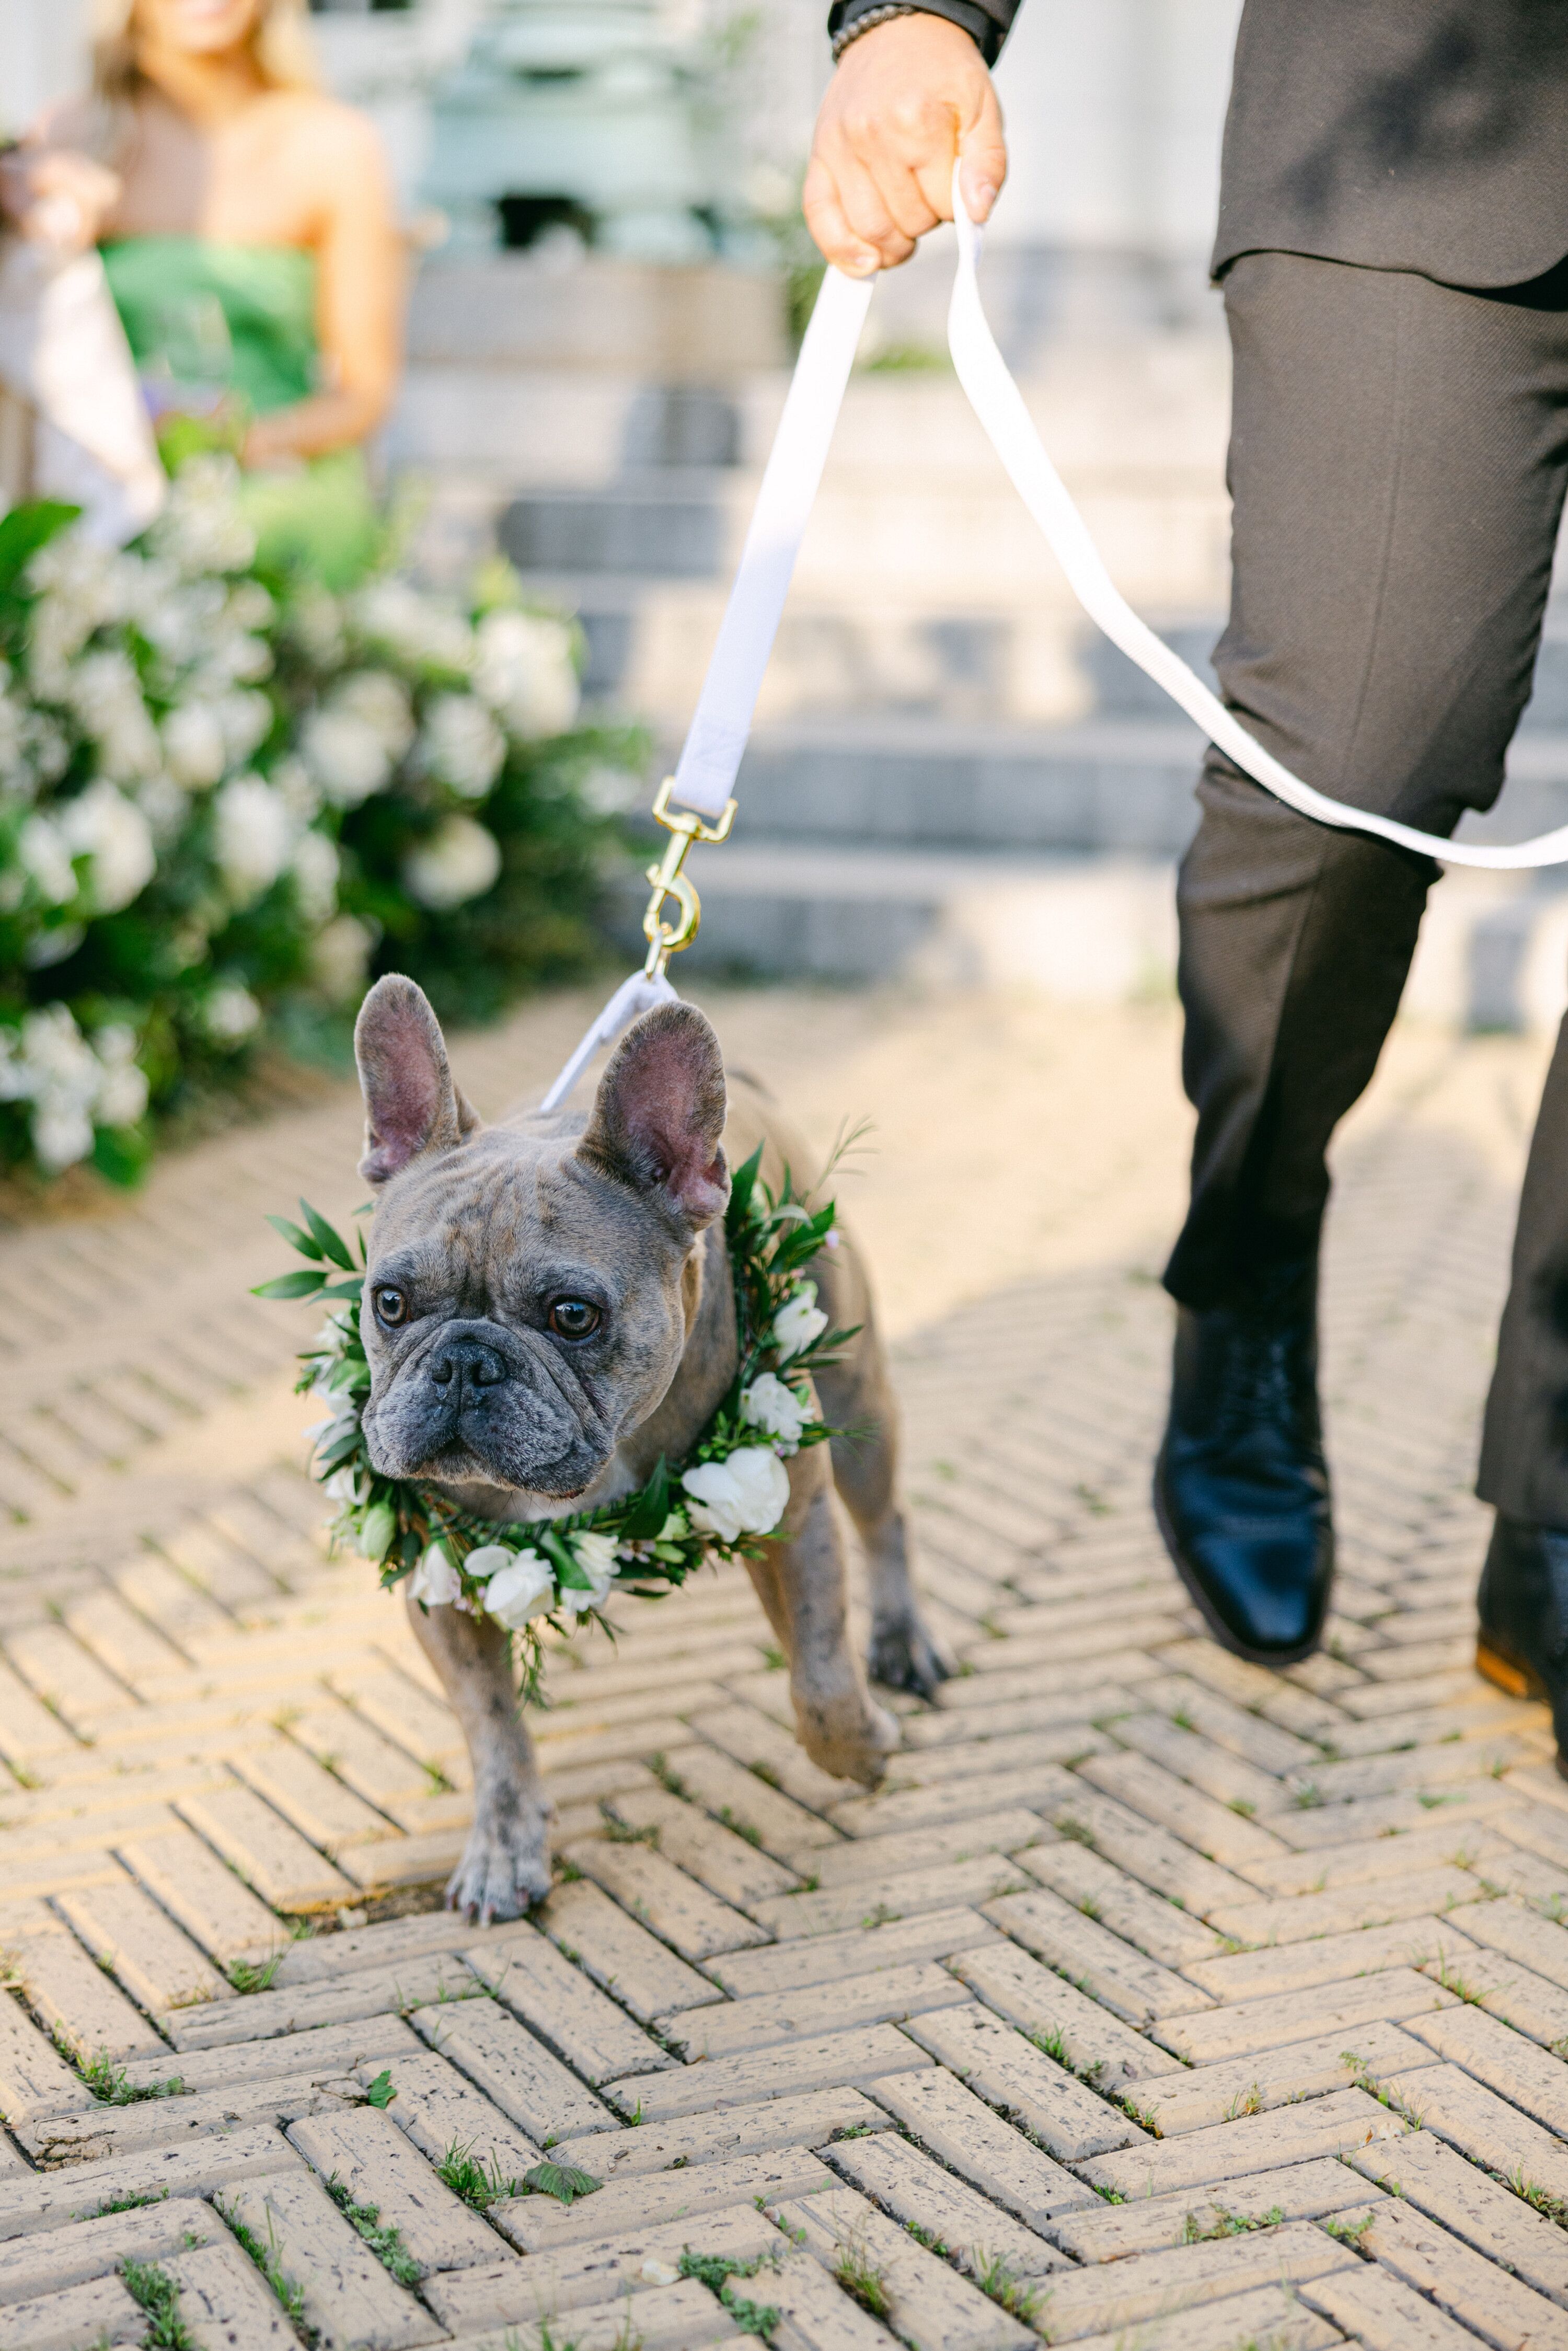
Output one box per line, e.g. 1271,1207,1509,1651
308,913,373,1001
214,775,293,904
402,815,501,912
472,610,580,740
32,1098,94,1172
332,671,415,760
300,708,391,809
409,1541,463,1608
93,1026,148,1128
217,690,274,767
557,1529,619,1617
464,1544,516,1582
419,692,506,799
290,829,339,927
58,781,156,913
483,1547,557,1629
202,983,261,1045
324,1467,359,1504
682,1446,791,1542
773,1282,828,1363
739,1372,815,1452
15,814,77,907
162,702,228,789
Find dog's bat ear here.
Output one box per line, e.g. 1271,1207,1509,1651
354,974,480,1183
578,1000,729,1231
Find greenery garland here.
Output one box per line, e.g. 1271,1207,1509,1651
257,1146,850,1690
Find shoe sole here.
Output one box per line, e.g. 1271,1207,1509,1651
1475,1633,1548,1703
1152,1449,1325,1672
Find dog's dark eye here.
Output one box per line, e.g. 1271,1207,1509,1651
549,1298,601,1340
374,1286,408,1327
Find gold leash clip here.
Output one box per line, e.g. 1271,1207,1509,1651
640,776,737,978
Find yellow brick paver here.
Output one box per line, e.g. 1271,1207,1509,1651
0,985,1562,2345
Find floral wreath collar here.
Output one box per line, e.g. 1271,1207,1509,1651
257,1146,848,1689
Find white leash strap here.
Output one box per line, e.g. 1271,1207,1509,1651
670,267,876,821
947,171,1568,871
545,175,1568,1109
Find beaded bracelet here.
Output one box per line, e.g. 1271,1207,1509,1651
831,3,920,63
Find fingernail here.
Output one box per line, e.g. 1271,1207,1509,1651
973,182,997,210
848,250,878,275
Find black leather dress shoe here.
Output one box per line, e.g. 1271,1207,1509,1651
1154,1265,1333,1665
1477,1515,1568,1770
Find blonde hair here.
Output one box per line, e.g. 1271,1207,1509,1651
90,0,320,106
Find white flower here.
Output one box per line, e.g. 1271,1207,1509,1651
32,1099,94,1172
472,610,580,740
464,1544,516,1582
217,690,275,767
484,1548,557,1628
402,815,501,912
557,1529,619,1617
290,830,339,927
214,775,293,904
324,1467,359,1504
332,670,415,760
163,702,229,789
300,708,392,809
409,1541,463,1607
353,579,475,673
419,693,505,799
93,1025,148,1128
57,782,156,913
9,814,77,908
773,1282,828,1363
67,650,161,781
271,755,321,827
682,1446,791,1542
287,583,347,668
147,455,256,576
579,764,643,816
739,1373,815,1453
309,913,373,1001
202,983,262,1045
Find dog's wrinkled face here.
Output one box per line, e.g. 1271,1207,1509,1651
352,977,730,1505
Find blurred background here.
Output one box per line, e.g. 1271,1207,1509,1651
9,0,1568,1039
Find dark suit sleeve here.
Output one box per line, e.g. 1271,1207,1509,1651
826,0,1021,68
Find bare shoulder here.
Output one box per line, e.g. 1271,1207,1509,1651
268,90,388,183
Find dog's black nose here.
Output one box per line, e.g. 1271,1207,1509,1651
429,1338,508,1393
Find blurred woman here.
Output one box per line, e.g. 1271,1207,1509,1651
1,0,403,583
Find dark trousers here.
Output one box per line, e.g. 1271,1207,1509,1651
1164,247,1568,1524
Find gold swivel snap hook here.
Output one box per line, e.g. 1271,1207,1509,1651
640,775,737,978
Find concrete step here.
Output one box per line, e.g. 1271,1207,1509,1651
616,840,1568,1037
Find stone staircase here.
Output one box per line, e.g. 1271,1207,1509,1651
392,276,1568,1032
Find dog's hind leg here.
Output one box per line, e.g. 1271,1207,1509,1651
812,1247,955,1700
405,1589,552,1923
754,1440,900,1787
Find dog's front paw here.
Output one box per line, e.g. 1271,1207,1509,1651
869,1608,956,1700
445,1806,552,1925
799,1695,901,1789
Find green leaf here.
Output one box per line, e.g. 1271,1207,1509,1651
252,1270,328,1300
322,1277,364,1302
541,1529,591,1590
300,1199,356,1272
617,1456,671,1542
725,1144,764,1237
267,1213,325,1262
0,500,78,596
363,2070,397,2109
524,2160,599,2206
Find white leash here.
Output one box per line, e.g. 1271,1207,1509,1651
544,169,1568,1110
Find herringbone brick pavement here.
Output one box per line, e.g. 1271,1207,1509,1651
0,984,1563,2350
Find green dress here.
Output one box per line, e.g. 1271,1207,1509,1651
99,237,379,589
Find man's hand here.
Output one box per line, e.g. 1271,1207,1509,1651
804,12,1007,274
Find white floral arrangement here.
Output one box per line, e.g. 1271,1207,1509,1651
0,467,633,1183
259,1149,845,1689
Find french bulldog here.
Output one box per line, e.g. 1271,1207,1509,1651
352,974,953,1923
